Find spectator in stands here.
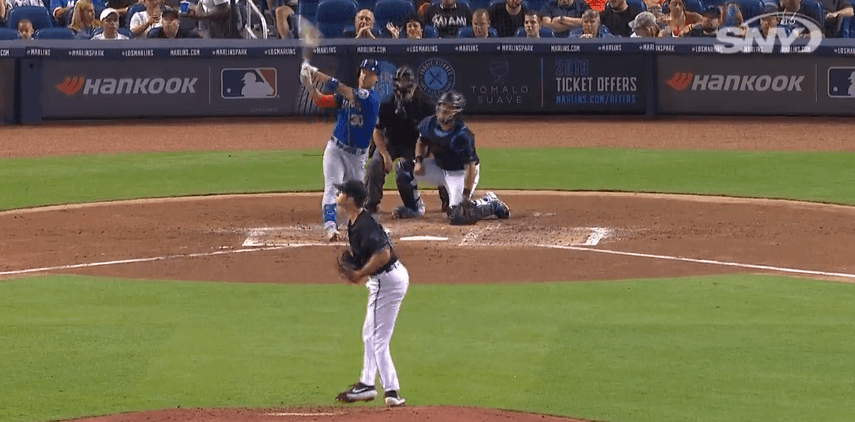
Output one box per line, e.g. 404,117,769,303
685,5,720,37
130,0,162,37
757,3,790,37
148,5,199,37
522,10,542,36
342,8,381,38
51,0,76,26
658,0,701,36
469,8,494,37
819,0,853,37
92,7,130,38
779,0,824,37
628,11,659,36
188,0,239,38
540,0,589,37
600,0,642,36
70,0,102,39
0,1,4,24
718,1,747,37
489,0,527,37
425,0,472,38
17,18,34,39
268,0,296,39
386,13,424,38
569,8,614,36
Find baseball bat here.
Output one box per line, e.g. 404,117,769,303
298,17,320,64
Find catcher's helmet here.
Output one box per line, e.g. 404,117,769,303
359,59,381,74
436,91,465,124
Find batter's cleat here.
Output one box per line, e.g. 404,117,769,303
384,390,406,407
392,201,425,219
485,192,511,219
438,186,451,214
335,382,377,403
325,226,342,242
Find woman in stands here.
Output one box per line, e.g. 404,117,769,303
658,0,702,36
69,0,102,39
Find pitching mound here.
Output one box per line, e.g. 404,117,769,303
63,406,589,422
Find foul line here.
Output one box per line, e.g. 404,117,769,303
536,244,855,280
0,244,334,277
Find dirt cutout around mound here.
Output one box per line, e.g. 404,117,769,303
65,406,590,422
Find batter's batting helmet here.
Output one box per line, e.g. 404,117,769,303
359,59,381,74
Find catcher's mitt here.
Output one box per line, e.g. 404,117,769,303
448,200,479,225
337,250,361,283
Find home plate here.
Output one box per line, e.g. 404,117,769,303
399,235,449,242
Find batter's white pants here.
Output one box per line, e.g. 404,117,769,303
359,261,409,392
414,158,480,207
322,140,367,229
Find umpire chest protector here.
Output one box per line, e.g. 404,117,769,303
377,96,435,156
347,211,399,275
417,116,480,171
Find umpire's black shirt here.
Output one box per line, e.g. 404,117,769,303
376,94,435,159
348,210,398,275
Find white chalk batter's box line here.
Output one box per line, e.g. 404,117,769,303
240,226,614,247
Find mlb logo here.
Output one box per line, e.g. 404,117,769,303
827,67,855,98
222,68,277,99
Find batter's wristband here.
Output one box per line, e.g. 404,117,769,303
325,77,340,92
415,156,424,163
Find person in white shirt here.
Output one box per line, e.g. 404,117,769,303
130,0,162,38
188,0,237,38
91,7,129,39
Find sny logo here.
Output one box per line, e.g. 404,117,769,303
666,72,693,91
221,68,277,99
56,76,86,96
827,67,855,98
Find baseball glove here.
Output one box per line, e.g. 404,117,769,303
337,250,361,283
448,200,479,225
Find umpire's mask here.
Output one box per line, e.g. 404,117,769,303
394,66,416,115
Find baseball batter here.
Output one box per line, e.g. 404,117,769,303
399,91,511,225
332,180,409,408
300,59,382,241
365,66,437,218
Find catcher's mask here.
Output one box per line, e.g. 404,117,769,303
436,91,465,125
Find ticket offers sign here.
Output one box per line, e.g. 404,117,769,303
542,55,647,114
0,60,13,123
373,55,541,114
43,59,209,119
657,55,816,115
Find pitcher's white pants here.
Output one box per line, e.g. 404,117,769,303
359,261,409,392
414,158,480,207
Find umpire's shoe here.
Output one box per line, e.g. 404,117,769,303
392,200,425,219
384,390,406,407
335,382,377,403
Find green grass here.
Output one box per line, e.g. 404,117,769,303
1,149,854,211
1,275,853,422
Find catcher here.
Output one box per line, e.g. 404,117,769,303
332,179,409,408
400,90,511,225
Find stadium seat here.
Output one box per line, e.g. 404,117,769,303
799,0,825,28
513,26,554,36
0,28,20,40
6,6,55,30
430,0,471,10
298,0,321,23
488,0,529,8
468,0,491,9
456,25,498,36
730,0,764,20
33,27,75,39
374,0,414,27
125,3,146,29
316,0,358,37
841,16,855,37
356,0,375,10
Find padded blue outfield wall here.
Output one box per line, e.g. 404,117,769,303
3,37,855,124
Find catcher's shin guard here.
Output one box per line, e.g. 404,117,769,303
394,159,421,210
438,185,450,214
364,152,387,213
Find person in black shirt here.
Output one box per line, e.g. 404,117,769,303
488,0,527,37
599,0,642,37
332,180,409,408
366,66,436,217
685,5,721,37
424,0,472,38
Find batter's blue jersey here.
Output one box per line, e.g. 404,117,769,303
417,116,479,171
332,88,381,150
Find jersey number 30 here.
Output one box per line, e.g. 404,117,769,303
349,114,364,127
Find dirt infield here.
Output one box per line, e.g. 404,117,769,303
3,117,853,422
